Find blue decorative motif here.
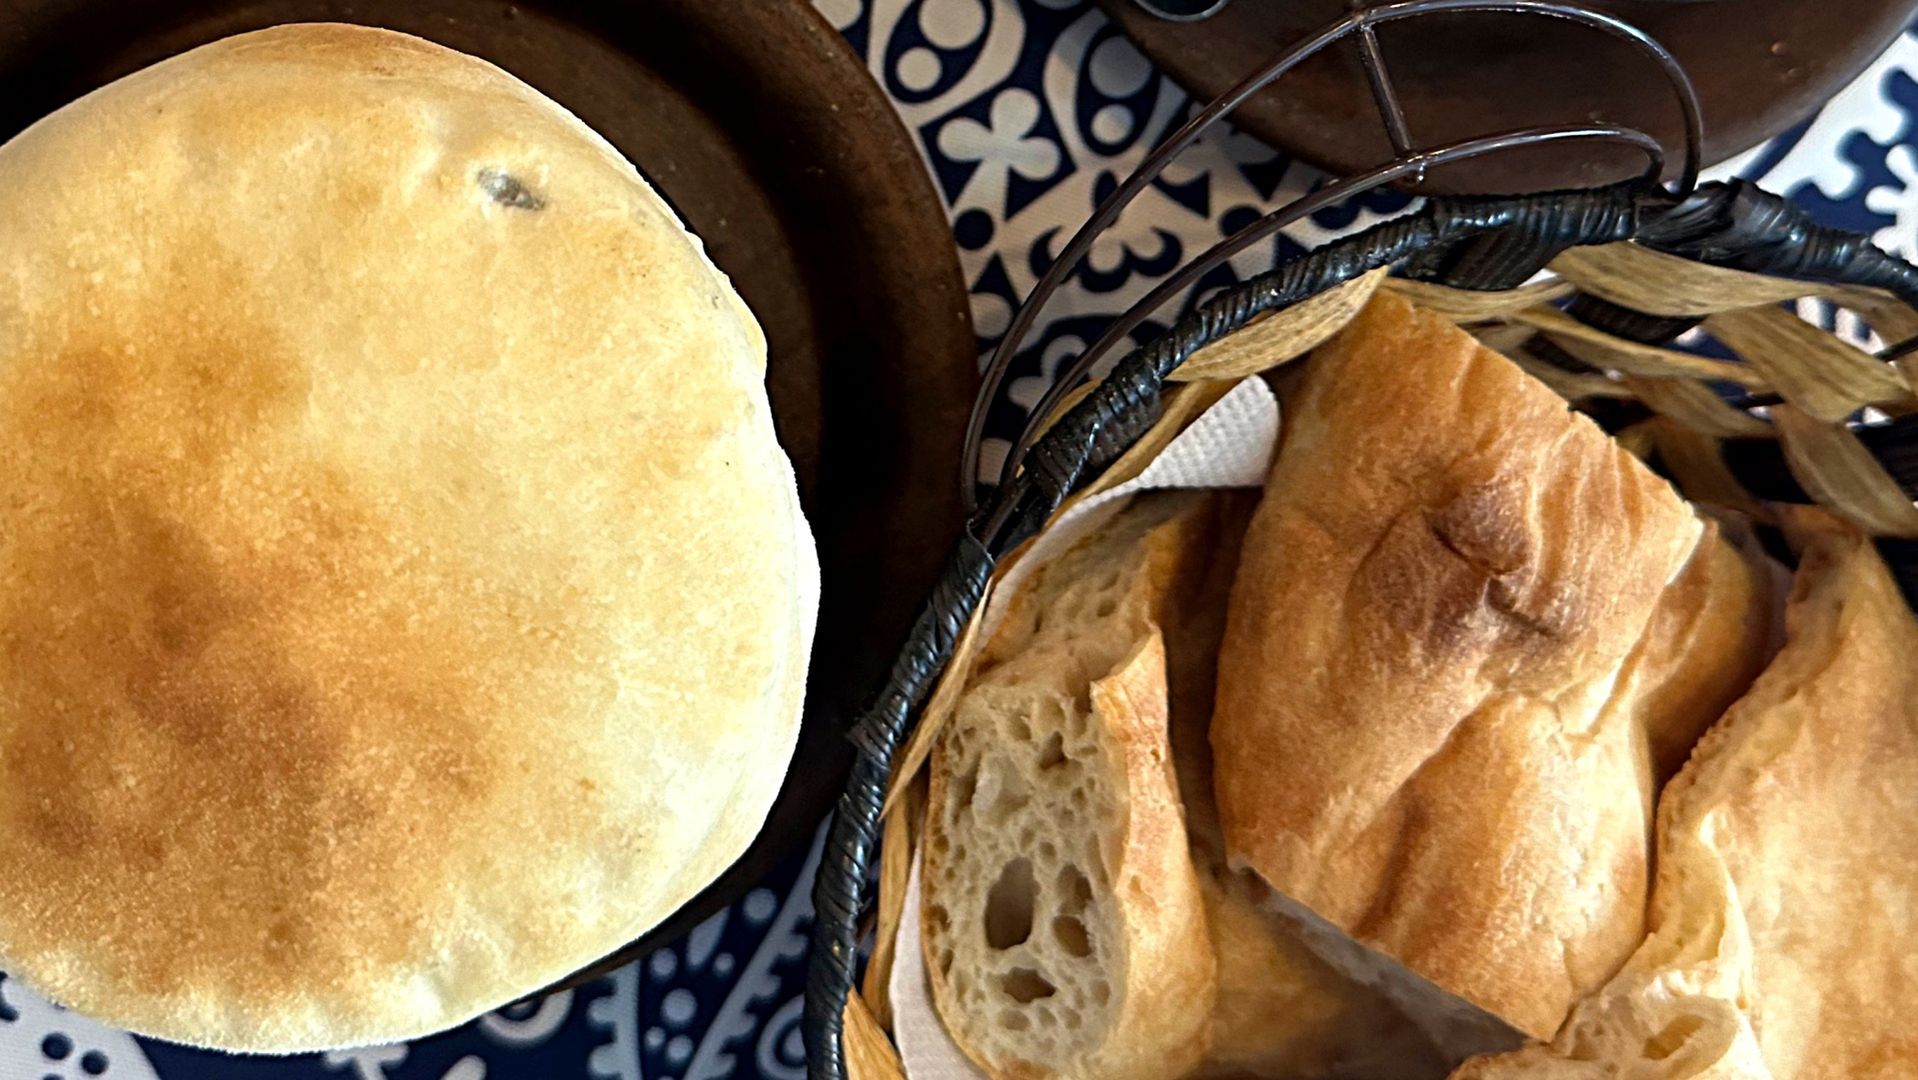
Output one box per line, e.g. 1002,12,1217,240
4,3,1916,1077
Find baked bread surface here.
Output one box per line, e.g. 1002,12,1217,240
0,24,816,1051
1453,510,1918,1079
1212,292,1771,1040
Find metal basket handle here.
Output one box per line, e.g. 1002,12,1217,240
958,0,1706,518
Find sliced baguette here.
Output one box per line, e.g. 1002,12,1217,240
1162,493,1454,1080
1630,513,1787,786
921,491,1231,1080
923,488,1466,1080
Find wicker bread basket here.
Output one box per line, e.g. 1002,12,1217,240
800,5,1918,1078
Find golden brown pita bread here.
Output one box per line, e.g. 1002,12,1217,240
0,24,816,1051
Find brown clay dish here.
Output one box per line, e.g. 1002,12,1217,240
1101,0,1918,194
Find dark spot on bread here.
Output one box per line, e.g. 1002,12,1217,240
1354,473,1586,668
1423,482,1530,583
477,168,545,211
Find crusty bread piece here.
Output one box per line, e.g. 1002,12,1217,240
0,25,816,1052
1171,655,1457,1080
1452,510,1918,1080
922,492,1229,1080
1212,292,1778,1043
1163,493,1454,1080
1630,514,1786,786
925,488,1465,1080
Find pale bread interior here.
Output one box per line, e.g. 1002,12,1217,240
923,492,1221,1080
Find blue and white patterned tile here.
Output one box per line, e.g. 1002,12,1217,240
4,3,1916,1077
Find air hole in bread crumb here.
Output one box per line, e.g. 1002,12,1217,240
1052,915,1092,958
1091,981,1110,1005
1037,732,1068,770
979,768,1031,826
938,948,954,976
1000,1009,1030,1032
1093,594,1119,618
988,793,1030,824
1008,713,1032,742
985,858,1037,949
1000,967,1056,1003
951,763,979,816
1057,865,1093,915
1644,1015,1707,1060
1037,840,1057,862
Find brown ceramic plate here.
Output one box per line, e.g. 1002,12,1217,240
1100,0,1918,193
0,0,974,977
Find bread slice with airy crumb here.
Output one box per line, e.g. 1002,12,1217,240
923,489,1465,1080
921,491,1230,1080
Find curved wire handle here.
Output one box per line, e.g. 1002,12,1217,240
958,0,1706,514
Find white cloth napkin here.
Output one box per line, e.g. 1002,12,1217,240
888,375,1281,1078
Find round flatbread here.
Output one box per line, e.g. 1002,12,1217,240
0,23,817,1051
